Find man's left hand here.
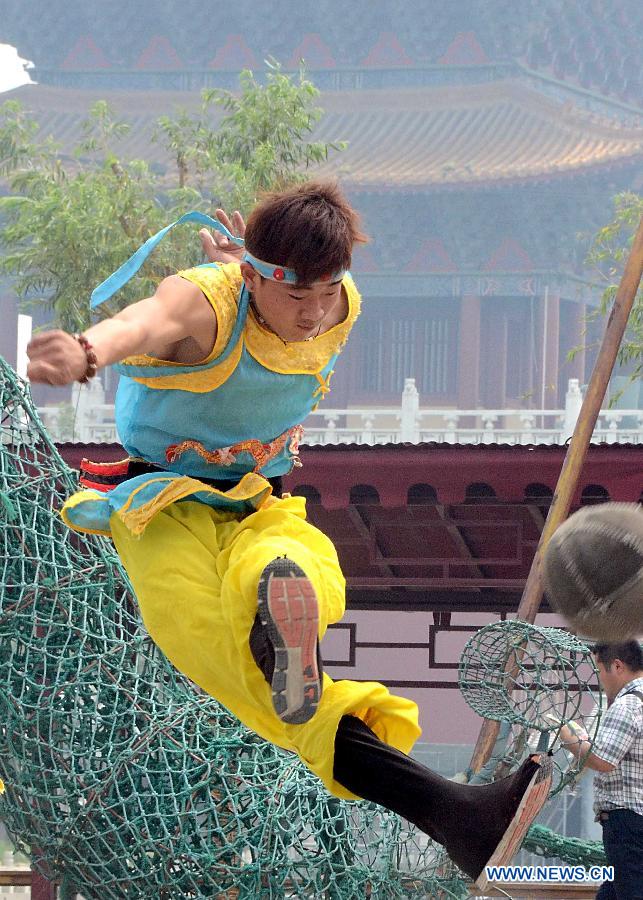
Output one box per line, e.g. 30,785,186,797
200,209,246,264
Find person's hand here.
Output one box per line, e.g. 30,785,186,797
545,714,589,744
199,209,246,264
557,721,589,747
27,331,88,386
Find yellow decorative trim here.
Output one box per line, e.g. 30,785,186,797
60,490,113,537
244,275,361,374
178,263,241,358
313,370,333,399
122,264,242,368
118,473,275,536
129,336,243,393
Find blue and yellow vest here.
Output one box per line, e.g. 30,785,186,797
62,263,361,537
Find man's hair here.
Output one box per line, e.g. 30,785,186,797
592,641,643,671
244,180,368,285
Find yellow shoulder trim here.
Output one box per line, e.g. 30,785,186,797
177,263,242,360
129,336,243,393
244,274,361,375
120,263,242,370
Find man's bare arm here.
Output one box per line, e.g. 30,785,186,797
558,723,616,773
28,275,216,386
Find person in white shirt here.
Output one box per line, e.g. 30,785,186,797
560,641,643,900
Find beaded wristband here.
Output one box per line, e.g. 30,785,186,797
73,333,99,384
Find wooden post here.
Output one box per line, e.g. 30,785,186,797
469,215,643,775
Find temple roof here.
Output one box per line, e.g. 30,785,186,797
527,0,643,109
3,1,642,107
316,81,643,189
0,1,533,73
6,79,643,191
2,0,643,109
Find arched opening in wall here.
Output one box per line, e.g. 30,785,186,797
465,482,496,503
524,482,553,516
349,484,380,505
524,483,553,502
580,484,610,506
291,485,322,504
407,483,438,505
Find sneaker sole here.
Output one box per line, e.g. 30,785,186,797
257,557,322,725
474,754,553,893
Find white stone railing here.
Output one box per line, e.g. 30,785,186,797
37,378,643,447
0,849,30,897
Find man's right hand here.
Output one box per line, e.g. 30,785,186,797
199,209,246,264
27,331,89,386
558,721,590,746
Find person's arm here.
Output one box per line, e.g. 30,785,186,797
581,694,642,774
558,723,616,773
27,274,216,386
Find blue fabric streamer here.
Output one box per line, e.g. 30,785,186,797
90,212,244,309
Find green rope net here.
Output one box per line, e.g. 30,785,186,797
523,825,606,868
459,620,603,796
0,355,606,896
0,355,468,898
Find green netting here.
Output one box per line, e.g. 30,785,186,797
523,825,607,867
0,355,468,898
459,619,603,795
0,355,607,897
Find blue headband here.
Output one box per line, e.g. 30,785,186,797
90,211,345,309
242,251,345,286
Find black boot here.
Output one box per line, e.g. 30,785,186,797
334,715,551,884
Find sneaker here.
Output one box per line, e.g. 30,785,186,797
257,557,323,725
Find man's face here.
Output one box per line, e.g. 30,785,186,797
595,658,623,702
241,264,344,343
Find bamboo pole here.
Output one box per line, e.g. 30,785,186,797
469,215,643,776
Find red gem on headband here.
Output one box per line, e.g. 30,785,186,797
273,267,285,281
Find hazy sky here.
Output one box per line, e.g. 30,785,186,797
0,43,33,92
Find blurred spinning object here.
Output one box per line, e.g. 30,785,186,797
543,502,643,641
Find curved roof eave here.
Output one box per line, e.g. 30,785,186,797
5,79,643,189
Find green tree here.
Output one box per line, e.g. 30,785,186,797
586,191,643,384
0,62,346,332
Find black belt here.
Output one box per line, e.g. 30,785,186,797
79,457,283,497
599,809,625,822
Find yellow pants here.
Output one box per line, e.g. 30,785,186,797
111,494,421,799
